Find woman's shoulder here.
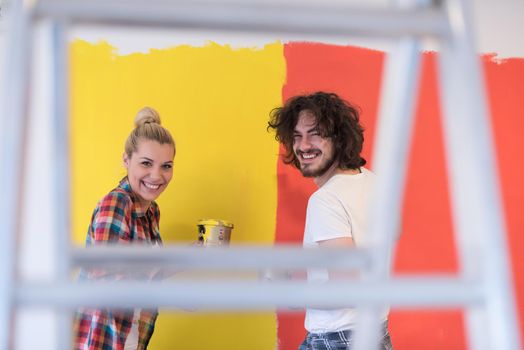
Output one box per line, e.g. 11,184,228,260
95,187,133,213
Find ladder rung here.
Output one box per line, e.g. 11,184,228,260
16,277,484,310
71,245,373,270
32,0,450,39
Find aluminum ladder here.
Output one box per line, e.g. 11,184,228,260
0,0,520,349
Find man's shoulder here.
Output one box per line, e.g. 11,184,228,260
360,167,376,177
310,168,375,203
308,184,340,208
323,167,374,188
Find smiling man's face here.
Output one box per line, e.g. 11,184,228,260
292,110,336,178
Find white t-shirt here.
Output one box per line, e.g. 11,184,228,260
124,309,140,349
303,168,389,333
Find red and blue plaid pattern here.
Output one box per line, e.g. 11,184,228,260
74,177,162,349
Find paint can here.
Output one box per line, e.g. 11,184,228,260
197,219,234,246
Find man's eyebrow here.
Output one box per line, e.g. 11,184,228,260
293,126,319,134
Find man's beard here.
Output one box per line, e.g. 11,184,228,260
299,155,336,178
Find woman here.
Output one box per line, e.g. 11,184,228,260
74,107,175,350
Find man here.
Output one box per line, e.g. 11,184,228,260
268,91,393,350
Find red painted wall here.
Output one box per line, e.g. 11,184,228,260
275,43,524,349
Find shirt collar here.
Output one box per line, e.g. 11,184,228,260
118,177,154,218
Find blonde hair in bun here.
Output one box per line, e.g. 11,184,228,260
134,106,160,127
125,106,175,157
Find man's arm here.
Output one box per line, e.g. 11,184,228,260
318,236,356,280
317,236,355,249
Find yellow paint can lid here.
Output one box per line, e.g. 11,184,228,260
197,219,234,228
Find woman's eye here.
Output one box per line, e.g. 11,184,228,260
141,161,152,167
162,164,173,170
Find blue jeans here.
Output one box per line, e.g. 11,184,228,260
298,324,393,350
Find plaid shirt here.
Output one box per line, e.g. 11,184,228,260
74,177,163,350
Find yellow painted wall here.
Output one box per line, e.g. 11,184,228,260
70,40,285,349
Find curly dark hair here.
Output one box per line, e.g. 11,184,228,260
268,91,366,170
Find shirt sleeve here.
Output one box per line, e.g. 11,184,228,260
84,192,133,281
304,189,352,243
90,192,132,244
75,192,137,349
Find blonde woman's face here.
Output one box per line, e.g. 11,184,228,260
123,139,175,209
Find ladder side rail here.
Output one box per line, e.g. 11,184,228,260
0,2,34,349
438,46,491,350
17,18,66,350
465,307,490,350
437,0,521,349
51,19,72,282
50,19,74,350
353,36,423,350
354,0,429,347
